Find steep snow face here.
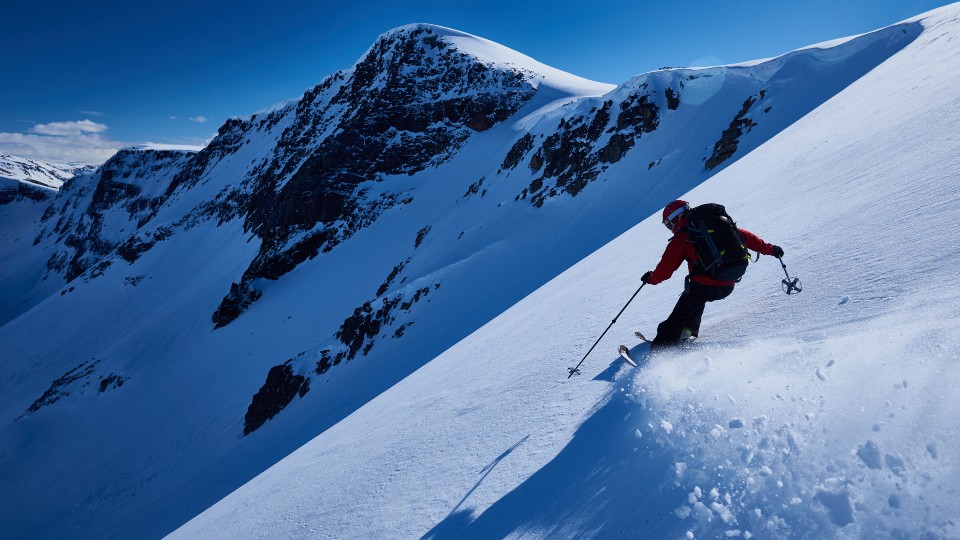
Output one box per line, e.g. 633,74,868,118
169,6,960,540
0,13,935,540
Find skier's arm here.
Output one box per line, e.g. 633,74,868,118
739,228,775,256
646,237,686,285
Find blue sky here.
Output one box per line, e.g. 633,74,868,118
0,0,950,163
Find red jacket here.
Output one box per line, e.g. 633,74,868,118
647,216,775,287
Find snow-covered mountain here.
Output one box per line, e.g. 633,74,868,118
0,154,94,190
0,155,97,321
0,8,953,538
170,6,960,539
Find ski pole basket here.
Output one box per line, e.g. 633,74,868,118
778,257,802,295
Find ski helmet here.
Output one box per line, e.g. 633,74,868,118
662,199,690,230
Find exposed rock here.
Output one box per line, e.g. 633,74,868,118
529,148,544,172
335,284,436,363
463,177,485,198
315,350,336,376
501,133,535,170
38,149,195,282
212,281,263,329
377,259,409,296
26,360,100,413
98,374,125,393
242,364,309,435
0,183,52,205
415,225,432,248
213,26,537,327
665,87,680,110
520,91,660,207
705,96,759,170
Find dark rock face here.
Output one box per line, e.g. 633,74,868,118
212,281,263,329
0,183,52,205
463,177,485,198
502,133,534,170
98,373,125,393
506,88,661,207
334,283,438,364
415,225,432,248
243,364,309,435
212,26,537,328
705,95,759,170
39,149,195,282
665,87,680,110
376,259,409,297
26,360,99,413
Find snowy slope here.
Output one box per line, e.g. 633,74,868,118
0,155,97,321
171,5,960,540
0,154,93,190
0,14,944,540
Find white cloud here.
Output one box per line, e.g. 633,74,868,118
0,119,121,164
170,115,177,120
29,119,109,137
189,115,208,124
78,110,106,117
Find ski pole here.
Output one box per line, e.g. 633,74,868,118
778,257,802,295
568,282,645,378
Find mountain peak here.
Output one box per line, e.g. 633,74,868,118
358,23,613,96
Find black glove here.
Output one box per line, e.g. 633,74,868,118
641,271,653,283
772,245,784,258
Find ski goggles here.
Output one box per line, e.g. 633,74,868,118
662,205,689,230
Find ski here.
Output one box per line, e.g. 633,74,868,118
618,344,638,367
638,329,697,345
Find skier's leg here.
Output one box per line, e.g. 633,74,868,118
652,291,707,348
685,304,706,338
685,283,735,337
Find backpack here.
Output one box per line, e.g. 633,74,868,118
683,203,751,282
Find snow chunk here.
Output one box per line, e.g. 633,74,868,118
885,454,907,476
711,502,737,524
857,440,883,469
692,501,713,521
661,420,674,433
814,489,854,527
675,505,692,519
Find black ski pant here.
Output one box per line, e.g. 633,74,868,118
651,278,734,349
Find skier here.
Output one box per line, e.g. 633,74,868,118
641,199,783,350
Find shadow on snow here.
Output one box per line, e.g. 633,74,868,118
423,347,688,539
